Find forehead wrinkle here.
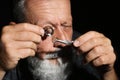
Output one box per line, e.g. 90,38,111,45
25,0,63,17
25,0,70,11
36,16,59,27
25,0,72,25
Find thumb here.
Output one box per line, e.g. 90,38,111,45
9,22,16,25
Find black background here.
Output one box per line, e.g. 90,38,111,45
0,0,120,77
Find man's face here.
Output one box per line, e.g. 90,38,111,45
23,0,73,80
25,0,73,59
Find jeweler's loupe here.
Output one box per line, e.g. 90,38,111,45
44,26,54,36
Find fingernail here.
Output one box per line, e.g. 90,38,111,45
40,29,44,37
73,40,80,47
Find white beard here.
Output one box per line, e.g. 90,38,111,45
27,56,72,80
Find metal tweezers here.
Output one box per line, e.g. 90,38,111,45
54,39,74,46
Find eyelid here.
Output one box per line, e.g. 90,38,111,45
44,24,53,27
43,24,55,29
61,24,72,27
61,22,72,27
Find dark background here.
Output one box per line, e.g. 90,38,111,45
0,0,120,77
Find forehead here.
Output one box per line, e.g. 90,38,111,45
25,0,72,23
25,0,71,12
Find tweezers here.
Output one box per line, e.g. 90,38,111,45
54,39,74,46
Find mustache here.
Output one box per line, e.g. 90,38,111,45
36,46,84,67
43,49,62,59
36,46,75,60
44,46,76,60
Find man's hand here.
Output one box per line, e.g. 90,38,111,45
73,31,118,80
0,22,44,71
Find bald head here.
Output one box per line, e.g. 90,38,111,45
14,0,72,23
24,0,72,23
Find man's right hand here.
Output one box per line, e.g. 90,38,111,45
0,22,44,71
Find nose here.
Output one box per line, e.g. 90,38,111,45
53,27,69,47
53,38,67,47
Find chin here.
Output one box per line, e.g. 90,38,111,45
27,56,72,80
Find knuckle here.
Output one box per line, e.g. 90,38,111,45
30,42,36,49
79,46,85,52
1,34,8,42
20,49,32,58
28,49,35,55
99,33,104,37
92,38,97,44
88,31,104,37
28,42,37,49
93,47,101,53
29,49,35,56
111,53,116,62
109,46,114,52
98,57,105,64
1,34,11,44
86,53,91,60
21,23,29,30
88,31,98,35
113,55,116,62
105,38,111,45
88,31,96,34
30,42,34,46
2,26,10,33
27,49,32,53
1,32,13,43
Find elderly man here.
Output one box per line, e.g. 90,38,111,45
0,0,118,80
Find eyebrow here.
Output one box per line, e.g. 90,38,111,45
36,19,72,27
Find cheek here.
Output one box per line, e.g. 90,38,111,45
64,28,73,40
68,28,73,39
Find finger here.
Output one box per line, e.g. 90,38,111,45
92,53,116,67
17,49,35,59
9,41,37,51
78,37,111,53
9,22,16,25
85,46,106,63
73,31,104,47
12,23,44,36
13,31,41,43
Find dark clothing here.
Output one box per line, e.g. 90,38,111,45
2,31,103,80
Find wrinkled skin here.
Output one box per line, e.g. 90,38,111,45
0,0,117,80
